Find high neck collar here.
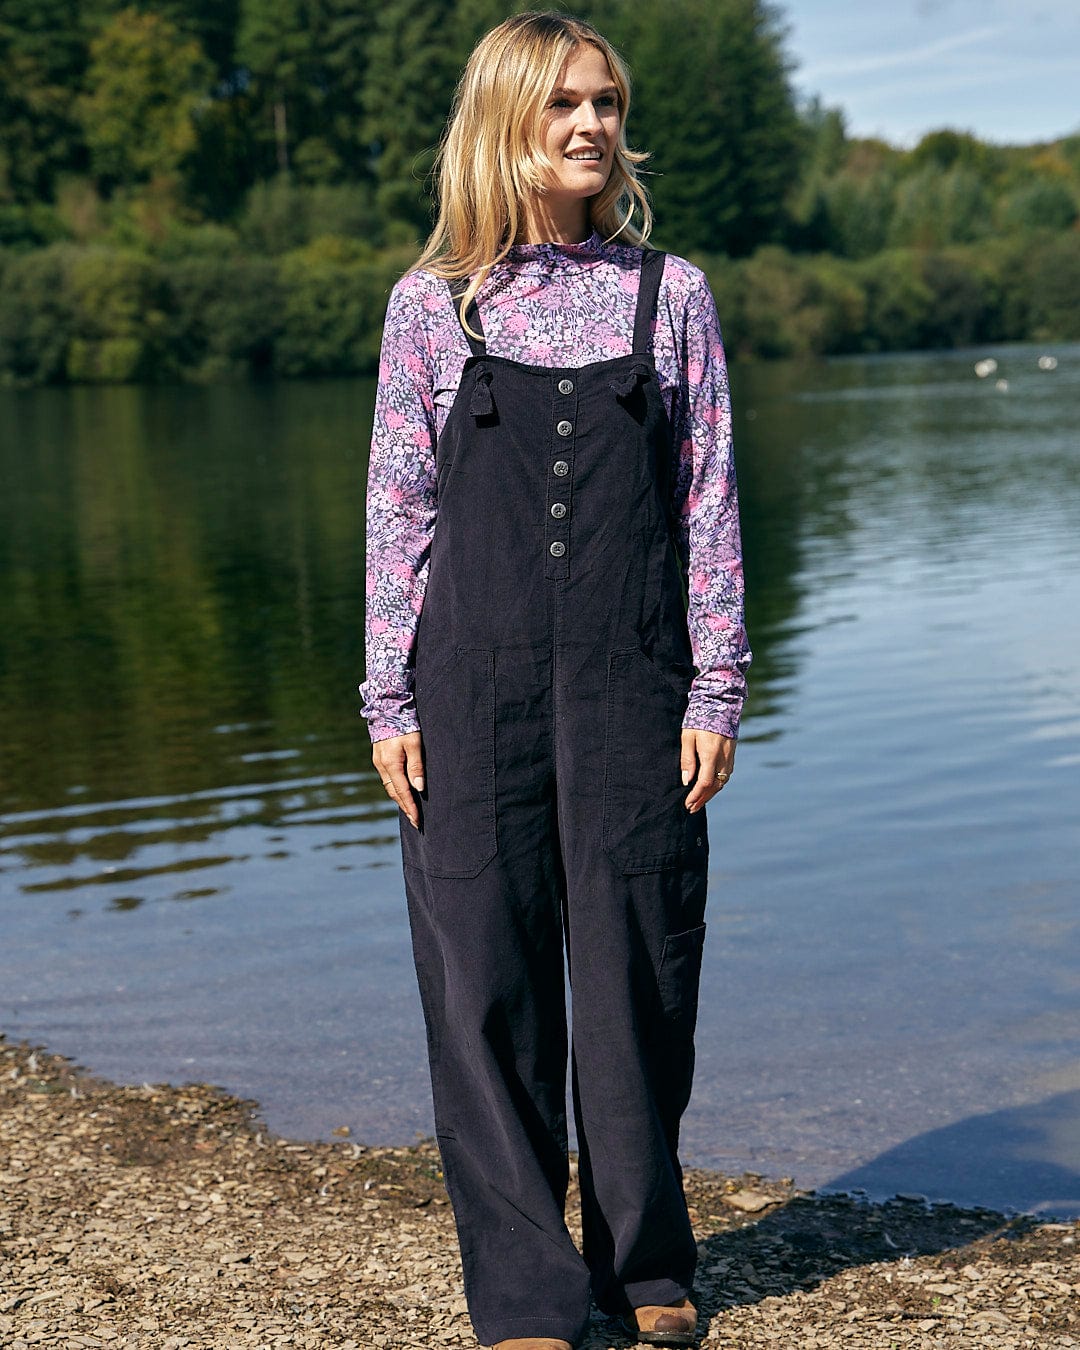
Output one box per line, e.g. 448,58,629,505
505,229,606,264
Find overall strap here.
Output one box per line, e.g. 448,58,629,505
446,277,486,358
631,248,667,355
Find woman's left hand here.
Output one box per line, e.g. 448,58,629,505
681,728,736,813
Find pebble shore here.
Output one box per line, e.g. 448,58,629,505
2,1032,1077,1349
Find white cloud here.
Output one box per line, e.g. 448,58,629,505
798,24,1008,81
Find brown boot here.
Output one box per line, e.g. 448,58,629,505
621,1295,698,1345
491,1341,573,1350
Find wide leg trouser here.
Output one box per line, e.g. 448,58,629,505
400,645,709,1349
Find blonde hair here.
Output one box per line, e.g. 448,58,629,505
409,10,653,329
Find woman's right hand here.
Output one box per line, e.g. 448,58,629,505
372,731,425,829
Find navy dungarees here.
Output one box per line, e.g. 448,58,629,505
399,247,710,1348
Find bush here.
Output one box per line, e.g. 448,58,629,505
735,245,866,358
1024,230,1080,340
822,169,894,259
2,224,1071,386
239,179,383,256
0,246,76,385
163,255,283,380
998,179,1078,233
0,203,70,252
689,250,747,356
852,249,935,352
888,165,995,249
916,251,996,348
273,250,398,377
153,221,243,263
63,248,168,381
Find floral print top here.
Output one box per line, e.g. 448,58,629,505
360,228,752,743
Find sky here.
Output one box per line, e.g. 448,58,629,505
778,0,1080,149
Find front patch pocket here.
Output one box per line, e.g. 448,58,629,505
399,645,497,879
600,647,708,874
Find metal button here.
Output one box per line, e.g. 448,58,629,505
558,378,574,395
556,419,573,437
549,541,566,557
552,460,569,476
550,502,567,519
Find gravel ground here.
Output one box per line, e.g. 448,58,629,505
1,1031,1077,1349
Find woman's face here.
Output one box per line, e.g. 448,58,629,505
537,44,621,208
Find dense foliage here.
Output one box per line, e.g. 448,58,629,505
0,0,1077,384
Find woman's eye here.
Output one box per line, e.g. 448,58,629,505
548,95,618,110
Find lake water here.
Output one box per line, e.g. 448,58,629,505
2,344,1078,1218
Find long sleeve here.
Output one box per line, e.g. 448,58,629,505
358,277,439,743
669,269,752,738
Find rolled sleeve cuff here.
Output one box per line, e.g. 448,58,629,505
683,689,743,740
365,710,422,744
359,682,421,744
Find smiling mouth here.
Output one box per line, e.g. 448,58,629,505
565,151,604,162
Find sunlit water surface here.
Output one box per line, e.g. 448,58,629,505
2,343,1078,1216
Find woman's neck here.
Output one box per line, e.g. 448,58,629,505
516,197,592,246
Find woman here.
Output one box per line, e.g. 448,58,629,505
360,12,751,1349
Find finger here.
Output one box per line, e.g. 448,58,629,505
697,743,736,807
387,761,419,828
405,741,425,792
685,749,721,811
680,730,698,787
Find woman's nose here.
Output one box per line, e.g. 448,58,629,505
576,100,603,133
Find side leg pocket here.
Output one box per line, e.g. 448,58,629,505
657,922,707,1025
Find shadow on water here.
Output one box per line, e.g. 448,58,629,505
821,1089,1080,1220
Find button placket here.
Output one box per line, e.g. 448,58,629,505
546,373,578,579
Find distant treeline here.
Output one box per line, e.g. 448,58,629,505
1,0,1079,385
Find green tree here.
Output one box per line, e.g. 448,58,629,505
362,0,458,235
80,0,240,78
998,177,1078,232
152,0,240,77
236,0,308,174
887,164,994,249
784,95,850,252
917,250,994,348
0,0,85,202
306,0,376,183
0,244,74,382
76,8,214,189
822,169,895,258
909,128,997,177
1025,230,1080,340
737,244,864,356
236,0,379,187
447,0,524,69
593,0,802,256
854,248,934,351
